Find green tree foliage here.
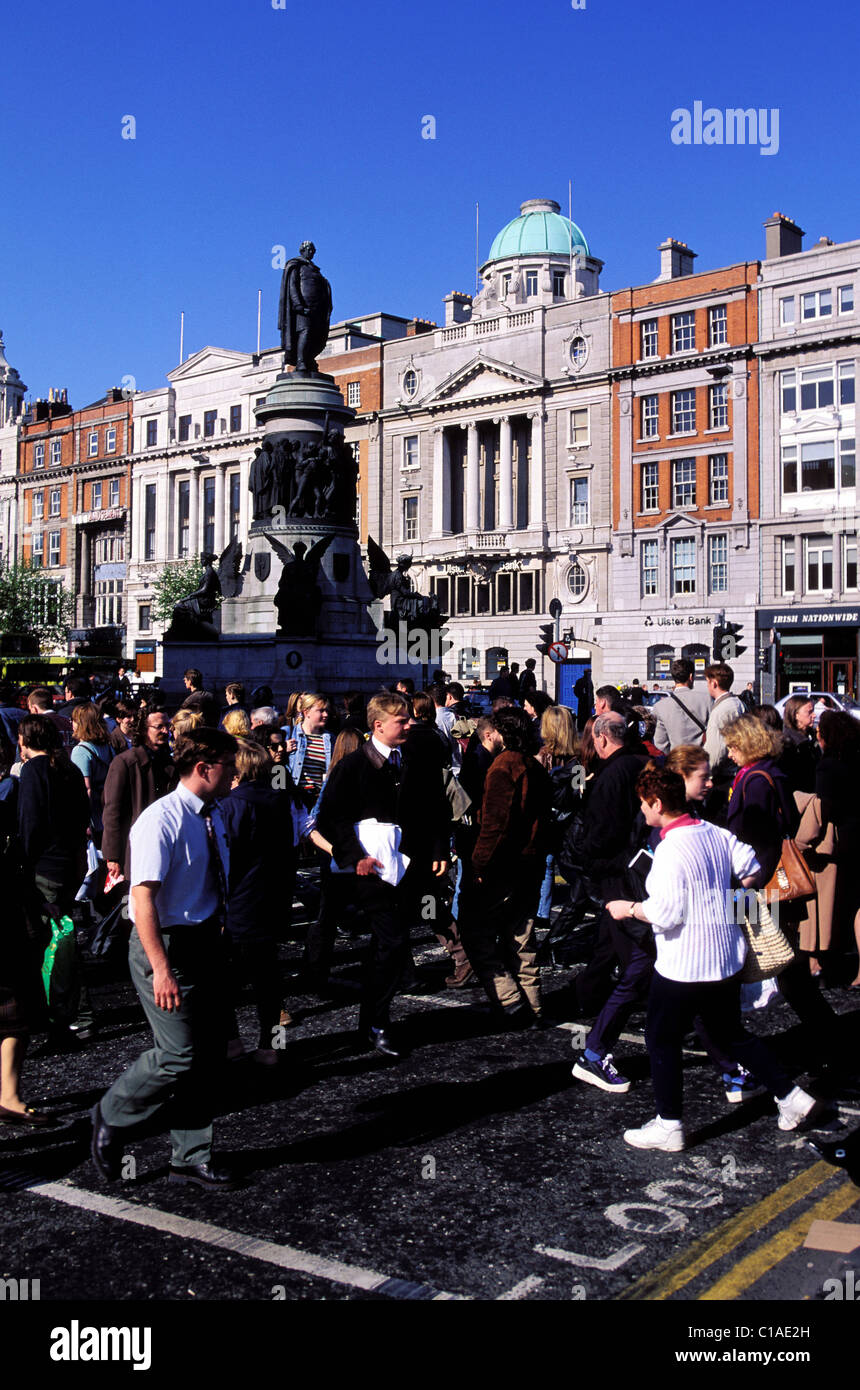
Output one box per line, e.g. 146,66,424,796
0,560,74,654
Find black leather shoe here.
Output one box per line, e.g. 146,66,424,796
365,1028,405,1060
168,1161,238,1190
90,1103,123,1182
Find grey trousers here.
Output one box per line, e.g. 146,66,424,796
100,924,225,1167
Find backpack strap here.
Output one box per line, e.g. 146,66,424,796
667,689,707,734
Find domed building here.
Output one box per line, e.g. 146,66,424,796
377,197,612,698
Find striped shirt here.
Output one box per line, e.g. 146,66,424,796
300,735,328,800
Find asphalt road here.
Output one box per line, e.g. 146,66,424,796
2,914,859,1314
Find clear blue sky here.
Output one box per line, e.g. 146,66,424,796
3,0,859,405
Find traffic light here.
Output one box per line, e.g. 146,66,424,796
537,623,555,656
713,621,746,662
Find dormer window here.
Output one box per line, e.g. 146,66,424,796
525,270,538,297
552,270,566,297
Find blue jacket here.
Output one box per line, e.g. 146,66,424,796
287,725,332,788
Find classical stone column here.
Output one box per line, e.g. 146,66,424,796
432,428,445,535
239,457,250,542
466,422,480,532
188,468,200,556
499,415,513,531
155,472,168,563
528,410,545,529
214,463,226,554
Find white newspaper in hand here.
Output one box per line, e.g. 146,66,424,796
331,819,411,886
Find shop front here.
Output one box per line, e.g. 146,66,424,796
757,605,860,700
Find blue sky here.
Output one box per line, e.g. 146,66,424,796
3,0,859,405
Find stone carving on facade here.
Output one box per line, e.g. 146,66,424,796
367,539,444,630
265,532,334,637
163,542,242,642
249,431,358,527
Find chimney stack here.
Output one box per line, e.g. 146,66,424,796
656,238,697,281
443,291,472,326
763,212,804,260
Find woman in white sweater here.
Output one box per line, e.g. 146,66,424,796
606,765,819,1152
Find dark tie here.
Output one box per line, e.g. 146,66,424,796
202,808,228,924
389,749,402,772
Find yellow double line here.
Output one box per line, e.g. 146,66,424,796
617,1161,859,1301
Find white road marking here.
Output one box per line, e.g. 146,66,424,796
496,1275,546,1300
534,1241,644,1272
28,1180,468,1301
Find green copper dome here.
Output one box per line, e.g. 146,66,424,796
487,198,589,263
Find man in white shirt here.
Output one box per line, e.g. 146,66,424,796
91,728,238,1190
606,764,820,1151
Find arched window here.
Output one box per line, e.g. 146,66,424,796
458,647,480,681
485,646,508,680
681,643,710,681
647,644,675,681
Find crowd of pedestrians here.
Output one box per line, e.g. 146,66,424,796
0,655,857,1186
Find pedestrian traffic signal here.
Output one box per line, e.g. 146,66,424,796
713,621,746,662
537,623,555,656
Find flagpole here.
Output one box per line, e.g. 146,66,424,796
179,310,185,364
475,202,480,295
256,290,262,355
569,179,573,298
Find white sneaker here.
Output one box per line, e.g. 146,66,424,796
623,1115,686,1152
776,1086,820,1131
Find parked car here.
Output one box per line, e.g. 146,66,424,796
464,688,492,718
774,690,860,722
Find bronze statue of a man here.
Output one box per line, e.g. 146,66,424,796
278,241,333,374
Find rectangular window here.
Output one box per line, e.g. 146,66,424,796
455,576,471,615
95,578,123,626
642,460,659,512
49,488,61,517
105,426,116,453
203,410,217,438
708,533,728,592
31,531,43,566
779,297,796,325
839,362,855,405
844,537,858,591
782,539,796,594
92,481,103,510
475,582,491,614
203,476,215,553
806,536,833,591
178,415,191,443
709,382,728,429
433,577,450,613
781,370,797,413
671,536,697,594
402,495,418,542
230,473,241,539
838,285,854,314
177,479,190,557
782,445,798,494
229,405,241,433
708,304,727,346
496,572,513,613
519,570,535,611
402,435,419,469
800,367,834,411
501,274,511,296
641,539,658,596
671,388,696,433
34,442,45,468
841,437,856,488
144,483,156,560
139,603,151,631
51,438,62,466
672,457,697,508
569,476,589,524
802,290,832,320
640,318,658,359
552,270,565,297
525,269,538,297
145,419,157,447
672,311,695,353
109,478,120,508
48,531,61,567
709,453,729,504
800,440,836,491
569,407,589,445
640,394,659,439
88,431,98,457
347,381,361,408
32,490,44,520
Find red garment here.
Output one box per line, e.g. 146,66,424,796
658,812,701,840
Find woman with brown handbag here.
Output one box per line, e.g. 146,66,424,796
723,714,839,1069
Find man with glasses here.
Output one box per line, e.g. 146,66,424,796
92,729,238,1190
102,708,175,881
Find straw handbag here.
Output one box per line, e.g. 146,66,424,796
739,891,795,982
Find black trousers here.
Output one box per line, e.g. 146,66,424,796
354,871,413,1032
646,970,792,1121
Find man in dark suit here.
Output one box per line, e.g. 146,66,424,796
316,692,450,1059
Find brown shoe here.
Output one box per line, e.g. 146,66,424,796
445,963,476,989
279,1008,294,1028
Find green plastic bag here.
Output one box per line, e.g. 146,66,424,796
41,914,77,1011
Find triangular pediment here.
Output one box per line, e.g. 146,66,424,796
168,347,254,381
659,511,700,532
784,412,840,435
425,354,544,407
